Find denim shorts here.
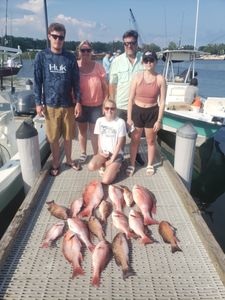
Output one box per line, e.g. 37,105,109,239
76,105,102,124
107,152,124,163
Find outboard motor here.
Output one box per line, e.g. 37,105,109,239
14,79,36,115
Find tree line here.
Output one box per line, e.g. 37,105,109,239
2,35,225,57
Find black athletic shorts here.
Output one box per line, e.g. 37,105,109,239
132,104,159,128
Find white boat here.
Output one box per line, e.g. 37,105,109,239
0,45,23,79
160,49,225,146
0,91,50,213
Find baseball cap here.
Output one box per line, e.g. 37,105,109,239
142,51,158,61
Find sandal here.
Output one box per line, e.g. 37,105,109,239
146,165,155,176
126,165,135,177
99,167,105,177
79,153,88,163
65,161,82,171
49,167,60,176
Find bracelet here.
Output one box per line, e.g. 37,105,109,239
157,119,162,123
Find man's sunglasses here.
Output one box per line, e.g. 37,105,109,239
80,48,92,53
123,41,137,47
50,34,65,41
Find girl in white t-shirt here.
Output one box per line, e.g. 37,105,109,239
88,99,126,184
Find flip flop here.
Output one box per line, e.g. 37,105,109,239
79,153,88,163
146,165,155,176
126,165,135,177
49,167,60,176
65,161,82,171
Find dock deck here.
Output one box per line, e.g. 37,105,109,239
0,139,225,300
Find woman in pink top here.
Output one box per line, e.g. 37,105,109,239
76,40,108,162
126,51,166,176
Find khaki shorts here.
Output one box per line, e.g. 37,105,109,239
44,106,75,143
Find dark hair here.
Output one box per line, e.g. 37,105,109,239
190,78,198,86
122,30,138,41
48,23,66,35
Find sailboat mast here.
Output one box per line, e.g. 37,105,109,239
193,0,199,50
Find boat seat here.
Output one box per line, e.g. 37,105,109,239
166,102,191,111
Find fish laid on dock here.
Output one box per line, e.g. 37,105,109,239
46,200,70,220
112,232,135,280
158,221,182,253
79,180,104,218
132,185,159,225
62,230,85,278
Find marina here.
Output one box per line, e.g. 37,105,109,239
0,140,225,299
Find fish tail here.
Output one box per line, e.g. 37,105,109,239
72,265,85,278
122,268,135,280
88,244,95,253
171,244,182,253
40,241,50,248
91,274,100,287
144,216,159,226
79,207,92,218
140,235,154,245
126,231,135,239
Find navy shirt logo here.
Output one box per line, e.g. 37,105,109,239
49,64,67,73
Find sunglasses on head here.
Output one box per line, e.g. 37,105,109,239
123,41,137,47
50,34,65,41
80,48,92,53
143,58,155,63
104,106,116,111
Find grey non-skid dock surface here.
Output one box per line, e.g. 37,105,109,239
0,140,225,300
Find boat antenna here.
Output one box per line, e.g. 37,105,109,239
129,8,144,48
4,0,8,46
44,0,49,48
178,12,184,49
193,0,199,50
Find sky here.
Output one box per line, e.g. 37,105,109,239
1,0,225,48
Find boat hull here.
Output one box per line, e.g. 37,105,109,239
162,110,222,146
0,66,22,78
0,129,50,213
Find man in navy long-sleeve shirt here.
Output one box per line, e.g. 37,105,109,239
34,22,81,176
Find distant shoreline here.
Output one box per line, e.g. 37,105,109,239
200,54,225,60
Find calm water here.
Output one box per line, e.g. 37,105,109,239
13,59,225,252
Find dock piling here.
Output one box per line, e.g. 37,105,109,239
16,119,41,194
174,123,197,190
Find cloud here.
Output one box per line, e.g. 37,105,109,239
16,0,43,14
55,14,109,41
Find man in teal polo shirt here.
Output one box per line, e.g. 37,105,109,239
109,29,144,165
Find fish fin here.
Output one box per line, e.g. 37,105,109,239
144,216,159,226
72,266,85,278
151,200,157,215
171,244,182,253
91,275,100,287
122,268,136,280
140,236,154,245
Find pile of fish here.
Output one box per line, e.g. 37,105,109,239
41,180,182,287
